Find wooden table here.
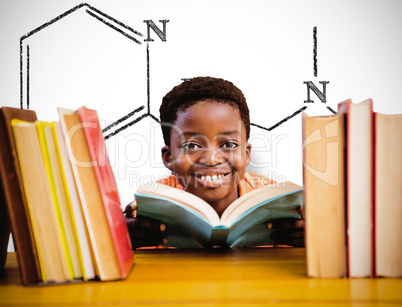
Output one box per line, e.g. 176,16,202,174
1,248,401,306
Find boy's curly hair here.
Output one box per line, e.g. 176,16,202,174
160,76,250,146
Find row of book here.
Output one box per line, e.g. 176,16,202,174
0,106,133,285
303,99,402,278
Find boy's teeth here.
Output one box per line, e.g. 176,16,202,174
200,174,224,181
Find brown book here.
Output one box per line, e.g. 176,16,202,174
302,112,347,278
374,113,402,278
58,108,132,281
0,107,41,284
0,178,10,269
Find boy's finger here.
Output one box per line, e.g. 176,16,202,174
126,216,166,232
126,223,167,249
271,228,305,247
130,233,166,248
266,218,304,230
299,205,304,218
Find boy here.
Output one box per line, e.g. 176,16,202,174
125,77,304,248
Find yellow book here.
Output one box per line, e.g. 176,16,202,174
36,121,76,280
11,119,70,283
52,121,95,280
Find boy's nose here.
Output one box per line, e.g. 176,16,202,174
198,147,224,165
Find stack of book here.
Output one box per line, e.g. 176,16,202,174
303,99,402,278
0,106,133,285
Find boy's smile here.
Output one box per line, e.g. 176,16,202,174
162,100,251,215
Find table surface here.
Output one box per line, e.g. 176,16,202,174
1,248,401,306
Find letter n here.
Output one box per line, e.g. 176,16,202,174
304,81,329,103
143,20,169,42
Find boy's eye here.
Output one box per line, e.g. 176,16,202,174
181,142,201,150
221,141,238,149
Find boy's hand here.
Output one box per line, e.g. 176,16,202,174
124,202,167,249
266,206,305,247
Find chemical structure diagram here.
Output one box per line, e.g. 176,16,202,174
20,3,334,140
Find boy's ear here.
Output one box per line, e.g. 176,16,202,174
161,145,174,171
245,143,252,164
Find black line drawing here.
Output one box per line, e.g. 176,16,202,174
20,3,142,107
249,26,334,131
84,9,142,44
26,45,30,109
20,3,171,140
313,26,317,77
304,81,330,103
19,2,154,140
327,106,336,114
102,105,146,133
250,107,308,132
20,6,331,140
103,40,163,140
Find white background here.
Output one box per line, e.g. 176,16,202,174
1,0,402,250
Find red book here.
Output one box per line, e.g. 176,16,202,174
76,107,133,278
59,107,133,280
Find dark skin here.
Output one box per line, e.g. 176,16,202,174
125,100,304,249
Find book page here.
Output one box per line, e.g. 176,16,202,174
136,182,220,225
221,181,302,226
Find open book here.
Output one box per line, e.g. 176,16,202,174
135,181,303,248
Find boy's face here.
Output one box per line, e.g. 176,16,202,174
162,100,251,212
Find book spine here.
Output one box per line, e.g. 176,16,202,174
77,107,133,278
11,120,69,282
52,122,95,280
59,109,122,281
303,113,347,278
36,122,75,280
0,108,41,284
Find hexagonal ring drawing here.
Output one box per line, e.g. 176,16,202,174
19,2,159,140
